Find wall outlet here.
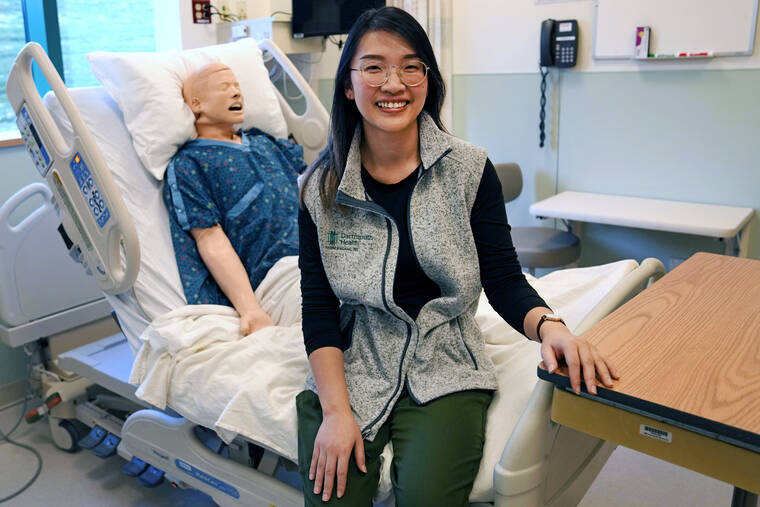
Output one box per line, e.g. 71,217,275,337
192,0,211,24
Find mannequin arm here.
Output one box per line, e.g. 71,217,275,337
190,224,273,335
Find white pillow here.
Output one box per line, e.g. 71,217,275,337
87,38,288,180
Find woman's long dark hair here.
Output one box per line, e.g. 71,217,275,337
300,6,447,209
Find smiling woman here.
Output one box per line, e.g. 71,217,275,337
296,7,621,506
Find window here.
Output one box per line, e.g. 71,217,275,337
0,0,155,134
0,0,27,133
58,0,155,88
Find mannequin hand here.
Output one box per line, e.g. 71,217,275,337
239,309,274,336
540,322,619,395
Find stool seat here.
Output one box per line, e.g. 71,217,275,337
494,162,581,270
510,226,580,268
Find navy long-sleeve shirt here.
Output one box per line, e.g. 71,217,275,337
299,158,548,355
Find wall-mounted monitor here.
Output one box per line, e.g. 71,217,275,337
292,0,386,38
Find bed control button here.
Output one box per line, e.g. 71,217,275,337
137,465,165,488
92,433,121,457
122,456,149,477
78,425,107,449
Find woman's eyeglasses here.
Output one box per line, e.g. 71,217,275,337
350,60,429,87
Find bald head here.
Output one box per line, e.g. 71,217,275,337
182,62,233,106
182,63,245,135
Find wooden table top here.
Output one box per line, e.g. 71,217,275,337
539,252,760,450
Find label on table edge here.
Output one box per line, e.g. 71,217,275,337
640,424,672,443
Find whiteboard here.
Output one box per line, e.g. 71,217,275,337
593,0,759,59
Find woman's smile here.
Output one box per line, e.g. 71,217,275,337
376,100,410,112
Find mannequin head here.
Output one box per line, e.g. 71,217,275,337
183,63,244,138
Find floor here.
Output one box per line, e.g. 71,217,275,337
0,399,738,507
0,400,215,506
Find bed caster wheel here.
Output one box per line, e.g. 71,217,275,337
50,418,81,453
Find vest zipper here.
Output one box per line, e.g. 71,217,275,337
336,148,454,436
405,168,424,279
360,218,413,438
403,149,453,397
335,191,415,438
405,148,452,289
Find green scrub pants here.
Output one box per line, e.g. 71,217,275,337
296,388,493,507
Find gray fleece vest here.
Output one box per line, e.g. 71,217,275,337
302,113,498,440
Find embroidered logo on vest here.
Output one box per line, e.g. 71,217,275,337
325,230,373,252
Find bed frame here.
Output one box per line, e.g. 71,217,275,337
4,40,666,506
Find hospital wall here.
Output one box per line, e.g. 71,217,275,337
450,1,760,266
447,0,760,267
455,68,760,265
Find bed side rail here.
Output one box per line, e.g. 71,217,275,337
6,42,140,295
492,257,666,507
258,39,329,165
572,257,666,335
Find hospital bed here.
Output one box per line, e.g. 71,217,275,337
3,39,666,506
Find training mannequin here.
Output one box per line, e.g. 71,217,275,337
163,63,304,335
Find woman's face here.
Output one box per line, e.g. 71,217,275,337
346,30,428,138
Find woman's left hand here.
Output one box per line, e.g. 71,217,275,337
539,323,619,395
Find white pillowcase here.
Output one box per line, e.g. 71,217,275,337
87,38,288,180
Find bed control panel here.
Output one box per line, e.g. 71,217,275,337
70,152,111,229
17,104,52,177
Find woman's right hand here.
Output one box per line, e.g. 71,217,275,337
310,410,367,501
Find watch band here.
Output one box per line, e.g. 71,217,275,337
536,314,566,343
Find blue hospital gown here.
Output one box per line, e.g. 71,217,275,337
163,128,304,306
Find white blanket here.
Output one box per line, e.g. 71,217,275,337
130,258,637,502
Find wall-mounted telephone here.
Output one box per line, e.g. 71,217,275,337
540,19,579,68
539,19,578,148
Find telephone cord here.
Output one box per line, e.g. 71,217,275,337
539,66,549,148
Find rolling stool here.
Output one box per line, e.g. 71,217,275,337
494,162,580,275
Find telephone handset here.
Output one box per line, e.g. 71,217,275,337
540,19,578,68
538,19,578,147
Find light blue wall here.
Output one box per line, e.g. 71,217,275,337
450,73,559,230
452,69,760,266
0,145,42,390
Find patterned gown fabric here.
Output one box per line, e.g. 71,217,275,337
163,128,304,305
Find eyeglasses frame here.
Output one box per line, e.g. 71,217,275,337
349,61,430,88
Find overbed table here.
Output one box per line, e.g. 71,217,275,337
530,191,754,257
538,252,760,506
